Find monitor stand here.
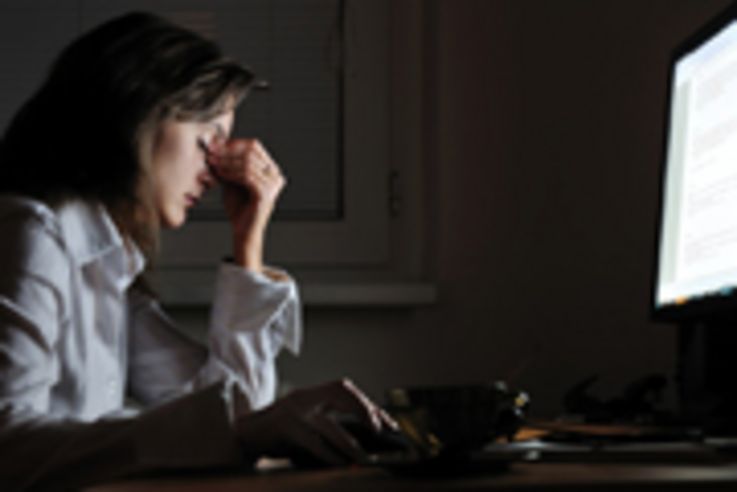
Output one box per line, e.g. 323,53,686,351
678,318,737,435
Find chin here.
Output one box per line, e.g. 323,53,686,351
160,210,187,229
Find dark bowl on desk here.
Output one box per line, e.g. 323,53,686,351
385,382,530,458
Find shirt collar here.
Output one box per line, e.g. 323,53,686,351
56,200,146,292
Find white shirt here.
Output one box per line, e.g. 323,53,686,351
0,195,302,491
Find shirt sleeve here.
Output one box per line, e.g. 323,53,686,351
0,209,243,491
127,262,302,412
1,382,242,492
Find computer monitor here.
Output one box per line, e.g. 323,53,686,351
653,4,737,430
654,4,737,322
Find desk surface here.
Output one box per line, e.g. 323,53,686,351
86,461,737,492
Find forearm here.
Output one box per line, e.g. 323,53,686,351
233,225,265,273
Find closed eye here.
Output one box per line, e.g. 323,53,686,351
211,122,227,140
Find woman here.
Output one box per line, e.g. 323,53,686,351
0,12,394,491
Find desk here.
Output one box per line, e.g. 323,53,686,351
86,461,737,492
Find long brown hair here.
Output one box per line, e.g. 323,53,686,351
0,12,253,259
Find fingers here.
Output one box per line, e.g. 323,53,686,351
339,379,384,431
205,139,285,215
378,407,401,432
295,379,399,433
207,138,283,183
339,378,400,432
306,411,368,464
287,421,349,467
236,379,399,468
283,382,388,466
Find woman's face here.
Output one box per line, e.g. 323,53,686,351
151,110,234,228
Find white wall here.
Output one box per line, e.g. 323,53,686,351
171,0,733,418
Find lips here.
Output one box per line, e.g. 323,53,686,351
185,193,200,207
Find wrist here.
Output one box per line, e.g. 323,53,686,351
233,234,264,272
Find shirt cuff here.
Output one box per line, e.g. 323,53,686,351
210,262,302,356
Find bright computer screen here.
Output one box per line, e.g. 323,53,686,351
655,14,737,317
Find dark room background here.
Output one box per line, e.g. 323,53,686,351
269,0,734,418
